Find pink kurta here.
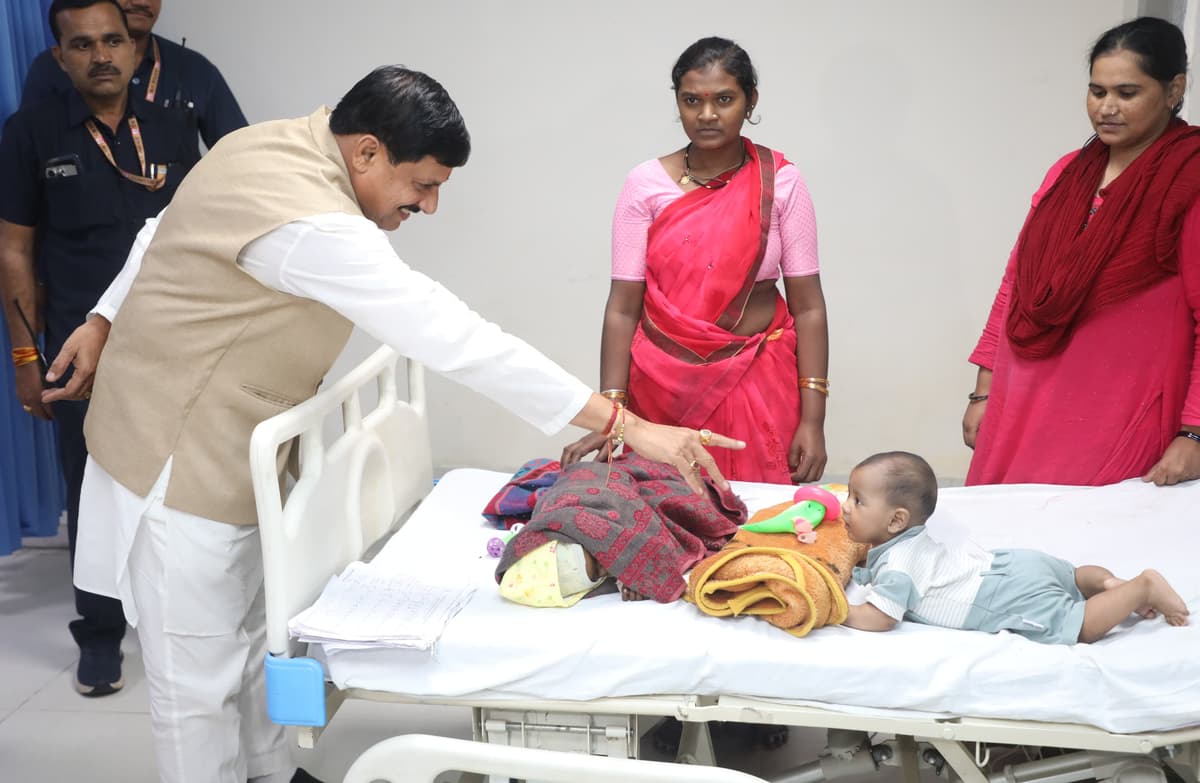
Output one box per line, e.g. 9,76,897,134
967,153,1200,486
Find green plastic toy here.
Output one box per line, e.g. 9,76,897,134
741,499,826,533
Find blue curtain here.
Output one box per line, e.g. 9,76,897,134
1,0,65,555
1,0,54,121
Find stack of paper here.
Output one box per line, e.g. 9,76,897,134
289,561,475,652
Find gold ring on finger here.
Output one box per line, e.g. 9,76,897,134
699,428,713,446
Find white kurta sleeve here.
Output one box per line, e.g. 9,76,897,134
238,213,592,434
90,213,162,322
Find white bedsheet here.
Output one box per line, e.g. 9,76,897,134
319,469,1200,734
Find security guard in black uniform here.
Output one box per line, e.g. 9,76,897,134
0,0,199,697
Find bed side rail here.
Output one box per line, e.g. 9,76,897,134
249,345,433,657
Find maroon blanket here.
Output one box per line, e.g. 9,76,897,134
495,453,746,602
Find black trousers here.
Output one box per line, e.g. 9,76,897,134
53,399,126,654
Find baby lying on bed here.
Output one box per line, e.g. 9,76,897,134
840,451,1189,644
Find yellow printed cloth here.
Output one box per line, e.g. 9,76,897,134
499,540,602,608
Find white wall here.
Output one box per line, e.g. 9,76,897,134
155,0,1129,479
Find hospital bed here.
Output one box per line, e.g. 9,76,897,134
250,346,1200,783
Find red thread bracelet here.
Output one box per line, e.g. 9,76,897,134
603,402,622,436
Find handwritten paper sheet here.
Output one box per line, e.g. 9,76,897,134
289,561,475,652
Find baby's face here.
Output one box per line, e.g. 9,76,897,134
842,465,898,546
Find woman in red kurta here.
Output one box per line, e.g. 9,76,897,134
965,17,1200,487
562,37,829,485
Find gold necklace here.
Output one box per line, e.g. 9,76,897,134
679,143,747,189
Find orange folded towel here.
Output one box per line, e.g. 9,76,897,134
686,501,868,637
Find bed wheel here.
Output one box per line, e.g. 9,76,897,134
753,724,790,752
651,717,684,756
1104,759,1168,783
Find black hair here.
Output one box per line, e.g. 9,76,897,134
671,36,758,100
855,451,938,526
330,65,470,167
1090,16,1188,114
49,0,128,44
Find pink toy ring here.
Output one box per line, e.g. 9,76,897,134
792,485,841,520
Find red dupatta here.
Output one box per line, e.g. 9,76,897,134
640,139,782,361
1006,120,1200,359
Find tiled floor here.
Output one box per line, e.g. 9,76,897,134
1,535,924,783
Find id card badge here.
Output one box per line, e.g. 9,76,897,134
44,153,82,179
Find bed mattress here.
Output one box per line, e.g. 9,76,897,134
317,468,1200,734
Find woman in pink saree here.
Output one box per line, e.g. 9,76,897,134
563,37,830,485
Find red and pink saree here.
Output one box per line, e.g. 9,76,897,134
629,140,801,483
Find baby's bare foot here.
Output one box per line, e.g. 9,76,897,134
1104,576,1157,618
1142,570,1189,626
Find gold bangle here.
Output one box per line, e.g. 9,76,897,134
600,388,628,403
798,377,829,394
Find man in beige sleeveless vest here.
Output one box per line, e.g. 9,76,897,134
41,66,742,783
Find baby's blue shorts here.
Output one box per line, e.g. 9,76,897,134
963,549,1085,645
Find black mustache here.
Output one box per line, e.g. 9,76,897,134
89,65,120,77
125,5,154,15
402,205,421,214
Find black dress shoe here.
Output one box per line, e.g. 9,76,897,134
75,649,124,697
291,769,324,783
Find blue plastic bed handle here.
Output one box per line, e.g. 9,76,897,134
264,654,326,727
